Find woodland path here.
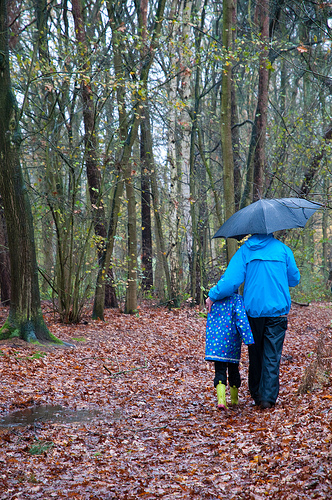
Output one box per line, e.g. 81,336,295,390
0,301,331,499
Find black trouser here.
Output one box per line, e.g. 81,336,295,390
214,361,241,388
248,316,287,404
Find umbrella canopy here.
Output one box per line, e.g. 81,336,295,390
213,197,322,240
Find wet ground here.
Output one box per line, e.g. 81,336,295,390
0,404,121,428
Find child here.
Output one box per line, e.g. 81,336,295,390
205,292,254,409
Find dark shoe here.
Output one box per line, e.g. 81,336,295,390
260,401,273,409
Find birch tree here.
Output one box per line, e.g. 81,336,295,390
166,0,181,306
178,0,194,270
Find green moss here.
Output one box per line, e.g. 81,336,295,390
0,315,63,345
27,351,48,360
0,319,20,340
45,331,63,345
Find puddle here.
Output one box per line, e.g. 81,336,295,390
0,405,121,428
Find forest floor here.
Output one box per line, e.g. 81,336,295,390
0,300,331,500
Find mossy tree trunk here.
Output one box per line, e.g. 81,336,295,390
0,0,61,344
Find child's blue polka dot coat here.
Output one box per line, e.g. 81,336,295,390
205,293,254,363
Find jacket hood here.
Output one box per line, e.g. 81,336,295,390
245,233,274,251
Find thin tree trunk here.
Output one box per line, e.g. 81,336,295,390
140,115,153,291
252,0,269,201
140,0,153,292
322,177,329,280
231,2,241,212
191,0,208,304
167,0,181,306
241,0,270,207
148,122,172,300
93,174,124,320
71,0,118,316
221,0,237,262
197,128,222,227
125,171,138,314
124,0,167,312
179,0,194,276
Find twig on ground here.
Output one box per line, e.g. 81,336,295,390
103,359,149,378
135,424,168,433
103,364,113,376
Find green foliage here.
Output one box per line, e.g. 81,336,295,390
27,351,48,360
198,311,207,318
27,473,38,484
28,440,54,455
291,263,331,302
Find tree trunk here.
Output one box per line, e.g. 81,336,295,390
140,108,154,292
252,0,269,202
104,268,118,308
221,0,237,262
191,0,208,304
71,0,118,315
231,3,241,212
92,1,128,320
148,121,172,300
179,0,194,277
299,125,332,197
197,128,222,227
241,0,270,207
167,0,181,306
0,201,10,305
140,0,153,292
125,173,138,314
0,0,61,343
93,174,124,320
322,177,329,280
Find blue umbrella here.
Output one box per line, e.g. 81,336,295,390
213,197,322,240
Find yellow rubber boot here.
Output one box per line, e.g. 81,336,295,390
230,386,239,405
216,381,227,409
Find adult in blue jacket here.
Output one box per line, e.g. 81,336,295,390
206,233,300,409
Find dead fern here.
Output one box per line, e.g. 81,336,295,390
297,330,332,395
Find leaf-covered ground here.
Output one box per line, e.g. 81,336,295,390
0,301,331,500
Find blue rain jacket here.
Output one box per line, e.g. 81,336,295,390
208,234,300,318
205,293,254,363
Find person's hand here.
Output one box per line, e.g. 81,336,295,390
205,297,214,314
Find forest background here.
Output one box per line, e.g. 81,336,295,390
0,0,331,339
